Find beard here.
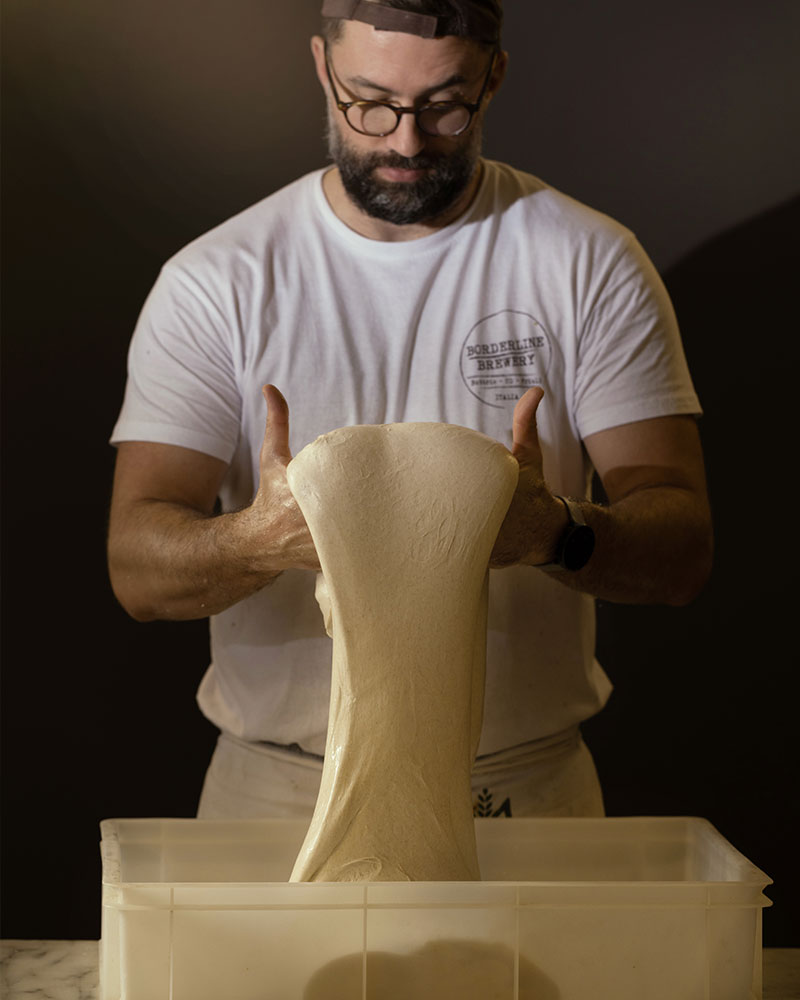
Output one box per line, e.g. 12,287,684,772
325,113,483,226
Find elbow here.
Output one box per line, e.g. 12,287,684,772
110,579,159,623
108,555,159,623
665,528,714,607
121,600,159,624
666,569,710,607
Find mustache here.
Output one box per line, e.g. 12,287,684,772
365,152,440,171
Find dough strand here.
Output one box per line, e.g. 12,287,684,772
287,423,518,882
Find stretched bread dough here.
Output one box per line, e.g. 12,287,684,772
287,423,518,882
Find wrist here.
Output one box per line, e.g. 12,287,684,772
536,496,596,573
516,493,569,567
542,494,571,564
233,490,319,577
224,504,286,581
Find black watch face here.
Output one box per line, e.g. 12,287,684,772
561,524,595,572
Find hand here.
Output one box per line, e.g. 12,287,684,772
248,385,321,572
490,387,567,568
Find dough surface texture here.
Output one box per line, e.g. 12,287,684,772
287,423,518,882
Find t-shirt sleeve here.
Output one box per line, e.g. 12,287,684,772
572,231,701,439
110,260,242,462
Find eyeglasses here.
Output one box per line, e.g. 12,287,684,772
324,45,496,138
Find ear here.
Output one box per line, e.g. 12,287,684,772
486,48,509,101
310,35,331,95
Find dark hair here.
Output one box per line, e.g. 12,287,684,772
322,0,502,46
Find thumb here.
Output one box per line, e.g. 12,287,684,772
511,386,544,462
261,384,293,466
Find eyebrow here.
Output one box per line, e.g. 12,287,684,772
346,71,470,98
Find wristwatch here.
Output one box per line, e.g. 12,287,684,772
540,496,595,572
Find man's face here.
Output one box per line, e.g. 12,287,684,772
325,109,483,226
318,22,499,226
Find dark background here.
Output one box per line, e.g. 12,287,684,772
2,0,798,946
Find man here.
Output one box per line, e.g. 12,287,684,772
108,0,712,821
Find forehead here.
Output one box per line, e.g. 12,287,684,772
330,18,485,92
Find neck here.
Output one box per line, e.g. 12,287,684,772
322,160,484,242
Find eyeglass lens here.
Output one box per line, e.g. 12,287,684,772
347,103,472,137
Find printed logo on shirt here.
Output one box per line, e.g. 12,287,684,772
473,787,512,818
460,310,551,409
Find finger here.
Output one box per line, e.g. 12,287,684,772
511,386,544,461
261,384,293,465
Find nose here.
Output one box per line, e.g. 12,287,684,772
386,111,427,159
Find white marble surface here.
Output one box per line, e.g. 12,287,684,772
1,941,99,999
2,940,798,999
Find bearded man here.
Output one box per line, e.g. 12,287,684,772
108,0,712,820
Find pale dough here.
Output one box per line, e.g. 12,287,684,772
286,423,518,882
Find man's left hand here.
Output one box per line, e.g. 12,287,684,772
490,387,567,568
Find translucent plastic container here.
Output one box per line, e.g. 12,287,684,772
99,816,771,999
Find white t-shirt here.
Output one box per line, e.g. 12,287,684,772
111,160,700,757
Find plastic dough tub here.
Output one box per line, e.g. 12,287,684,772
99,815,771,999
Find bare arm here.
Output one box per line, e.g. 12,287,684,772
107,386,319,622
491,388,713,605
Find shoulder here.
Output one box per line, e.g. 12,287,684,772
163,168,326,278
481,160,638,254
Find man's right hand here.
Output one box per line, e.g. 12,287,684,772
243,384,320,573
107,385,319,622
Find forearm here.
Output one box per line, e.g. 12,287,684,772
108,499,301,622
533,485,713,606
108,388,321,622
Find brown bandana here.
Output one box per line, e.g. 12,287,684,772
320,0,501,43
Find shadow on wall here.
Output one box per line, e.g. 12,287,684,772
586,193,798,947
592,193,798,714
663,194,798,488
662,194,797,622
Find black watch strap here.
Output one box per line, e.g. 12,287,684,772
538,496,595,572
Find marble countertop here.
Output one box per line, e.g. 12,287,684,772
2,940,798,998
2,942,99,1000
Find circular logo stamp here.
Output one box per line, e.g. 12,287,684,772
460,310,552,408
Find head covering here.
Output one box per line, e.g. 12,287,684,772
320,0,501,44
